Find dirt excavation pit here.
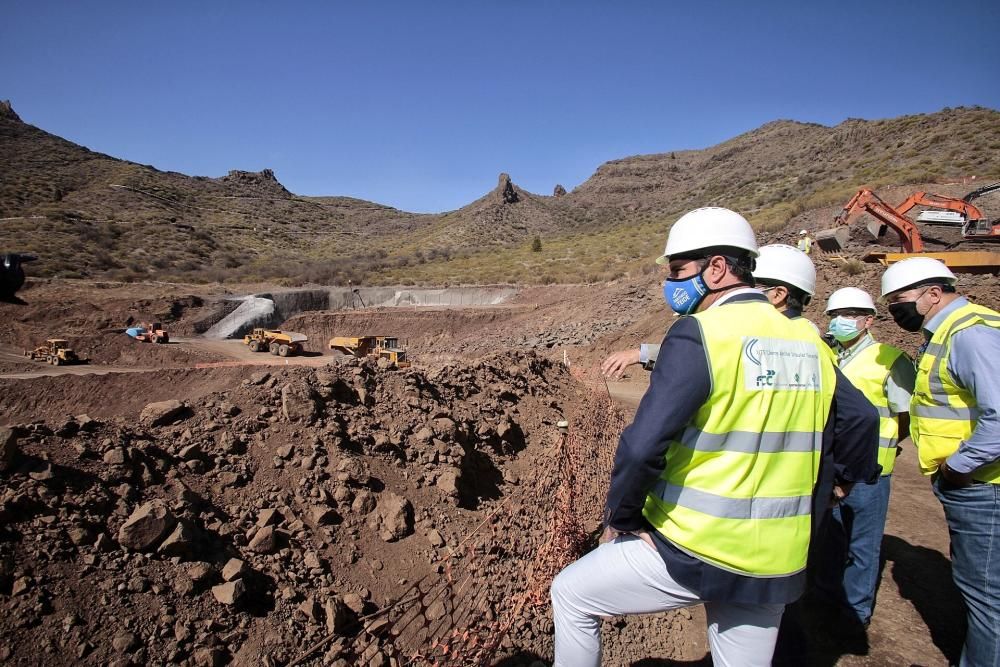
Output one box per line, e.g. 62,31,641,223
0,352,612,666
2,269,998,665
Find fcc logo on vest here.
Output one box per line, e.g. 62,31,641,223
742,337,821,391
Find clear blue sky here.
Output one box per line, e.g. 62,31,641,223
3,1,999,213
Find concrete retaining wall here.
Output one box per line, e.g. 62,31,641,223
202,287,516,339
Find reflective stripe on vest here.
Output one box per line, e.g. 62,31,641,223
911,303,1000,482
642,301,836,578
839,341,908,476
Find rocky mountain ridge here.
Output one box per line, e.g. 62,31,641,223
2,100,998,285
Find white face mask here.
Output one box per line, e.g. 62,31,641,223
827,316,864,342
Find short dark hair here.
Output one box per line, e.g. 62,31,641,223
911,279,957,294
673,247,756,286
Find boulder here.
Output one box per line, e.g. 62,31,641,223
221,558,247,582
118,500,176,551
351,491,376,515
310,505,337,525
112,631,139,653
256,508,280,527
0,427,19,472
282,382,319,423
324,596,349,633
248,525,278,554
157,521,197,558
297,596,322,621
103,447,128,466
187,562,216,585
212,579,245,606
369,492,414,542
435,468,460,497
140,400,187,427
431,417,457,441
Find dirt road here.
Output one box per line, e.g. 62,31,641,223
0,338,334,380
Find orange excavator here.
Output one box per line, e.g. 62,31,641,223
817,185,1000,252
895,182,1000,238
815,184,1000,272
818,188,929,253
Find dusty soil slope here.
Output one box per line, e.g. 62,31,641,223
0,352,579,666
2,251,998,665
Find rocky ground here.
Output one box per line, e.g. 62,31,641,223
2,256,999,665
0,350,579,666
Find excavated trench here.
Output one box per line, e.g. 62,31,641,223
201,287,517,339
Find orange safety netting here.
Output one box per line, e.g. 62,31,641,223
292,366,629,666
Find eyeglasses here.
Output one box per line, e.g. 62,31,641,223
829,310,871,318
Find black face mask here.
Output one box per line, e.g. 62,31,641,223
889,301,925,332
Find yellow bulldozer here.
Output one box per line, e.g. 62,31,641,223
242,328,308,357
328,336,411,368
25,339,84,365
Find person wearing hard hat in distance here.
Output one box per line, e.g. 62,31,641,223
796,229,813,255
881,257,1000,666
815,287,914,628
551,207,879,667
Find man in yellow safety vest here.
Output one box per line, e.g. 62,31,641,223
551,207,879,667
881,257,1000,666
815,286,914,627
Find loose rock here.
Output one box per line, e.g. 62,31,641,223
118,500,176,551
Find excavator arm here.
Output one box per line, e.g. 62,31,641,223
894,191,985,222
831,189,926,253
963,181,1000,203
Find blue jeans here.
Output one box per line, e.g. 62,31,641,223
817,474,892,624
933,475,1000,667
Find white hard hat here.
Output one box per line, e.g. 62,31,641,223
752,244,816,295
657,207,758,265
880,257,957,298
825,287,876,313
799,230,808,235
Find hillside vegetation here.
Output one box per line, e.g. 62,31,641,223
2,100,999,285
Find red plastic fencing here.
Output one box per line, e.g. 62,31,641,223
290,367,628,666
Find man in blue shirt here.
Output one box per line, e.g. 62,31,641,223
881,257,1000,666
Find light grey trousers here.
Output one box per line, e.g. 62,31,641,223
550,535,785,667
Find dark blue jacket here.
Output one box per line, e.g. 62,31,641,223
604,292,880,603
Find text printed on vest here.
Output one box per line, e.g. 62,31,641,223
742,337,822,391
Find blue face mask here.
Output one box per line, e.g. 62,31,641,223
663,268,710,315
828,316,863,343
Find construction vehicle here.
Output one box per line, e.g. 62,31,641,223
328,336,411,368
817,188,930,253
125,322,169,344
813,187,1000,273
24,339,83,365
893,182,1000,238
1,253,37,302
242,328,307,356
816,186,1000,254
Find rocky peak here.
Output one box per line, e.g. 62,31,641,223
553,184,566,197
220,169,290,196
0,100,22,122
495,173,519,204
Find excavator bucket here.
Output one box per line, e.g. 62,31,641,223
814,227,850,253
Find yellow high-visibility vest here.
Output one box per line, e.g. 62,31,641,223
642,300,836,577
839,341,908,476
911,302,1000,482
